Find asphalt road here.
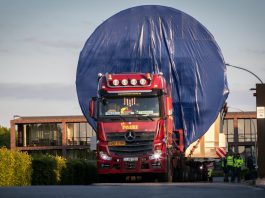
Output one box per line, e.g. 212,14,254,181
0,182,264,198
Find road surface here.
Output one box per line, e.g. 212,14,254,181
0,182,264,198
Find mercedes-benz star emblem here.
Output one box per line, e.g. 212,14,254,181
124,131,136,142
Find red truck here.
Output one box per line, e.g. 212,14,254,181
89,72,185,182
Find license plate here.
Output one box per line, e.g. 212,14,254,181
108,141,126,146
123,157,138,162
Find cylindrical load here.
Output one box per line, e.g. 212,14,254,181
76,5,229,148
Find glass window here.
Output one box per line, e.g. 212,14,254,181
223,119,234,142
67,123,74,145
251,119,257,141
238,119,244,142
80,123,87,145
227,119,234,135
17,123,62,147
73,123,80,145
245,119,251,141
99,96,161,117
66,122,95,146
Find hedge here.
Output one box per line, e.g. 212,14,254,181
0,148,31,186
0,149,97,186
61,159,97,185
31,155,67,185
31,155,97,185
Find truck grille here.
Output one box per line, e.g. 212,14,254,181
106,132,154,156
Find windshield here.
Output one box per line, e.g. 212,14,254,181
99,96,161,117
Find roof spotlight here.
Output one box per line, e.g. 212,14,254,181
139,78,147,85
121,79,128,86
113,79,119,86
130,79,137,86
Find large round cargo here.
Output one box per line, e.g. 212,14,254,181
76,5,229,147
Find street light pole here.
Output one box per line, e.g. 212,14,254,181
256,84,265,178
226,63,264,84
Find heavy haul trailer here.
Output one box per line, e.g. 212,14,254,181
76,5,229,182
89,72,185,181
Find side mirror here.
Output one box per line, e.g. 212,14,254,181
166,97,173,116
89,97,97,119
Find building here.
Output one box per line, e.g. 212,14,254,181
10,116,96,159
10,112,257,160
223,111,257,162
185,114,227,158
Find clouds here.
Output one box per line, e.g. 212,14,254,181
22,37,81,50
0,83,77,101
246,49,265,56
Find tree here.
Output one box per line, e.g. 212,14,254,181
0,126,10,148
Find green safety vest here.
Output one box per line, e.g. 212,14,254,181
208,169,213,177
234,157,244,168
226,155,234,166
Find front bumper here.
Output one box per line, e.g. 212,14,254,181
97,155,167,175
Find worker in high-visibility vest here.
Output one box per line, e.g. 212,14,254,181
207,162,214,182
233,153,244,183
224,152,234,182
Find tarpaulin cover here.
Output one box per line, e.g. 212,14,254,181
76,5,229,148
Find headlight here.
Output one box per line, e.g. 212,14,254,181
149,150,162,160
99,151,112,160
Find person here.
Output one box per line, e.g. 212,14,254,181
224,152,234,182
246,154,254,180
120,106,132,115
221,157,228,182
207,162,214,182
233,153,244,183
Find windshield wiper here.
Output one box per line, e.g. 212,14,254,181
110,115,126,121
131,113,154,121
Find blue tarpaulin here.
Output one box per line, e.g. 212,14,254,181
76,5,229,148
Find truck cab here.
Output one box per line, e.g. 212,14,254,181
89,73,184,181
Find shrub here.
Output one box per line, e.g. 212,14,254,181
61,159,97,185
31,155,67,185
31,155,57,185
0,126,10,148
54,156,66,184
13,150,32,186
0,148,31,186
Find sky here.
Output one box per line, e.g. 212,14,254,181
0,0,265,127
